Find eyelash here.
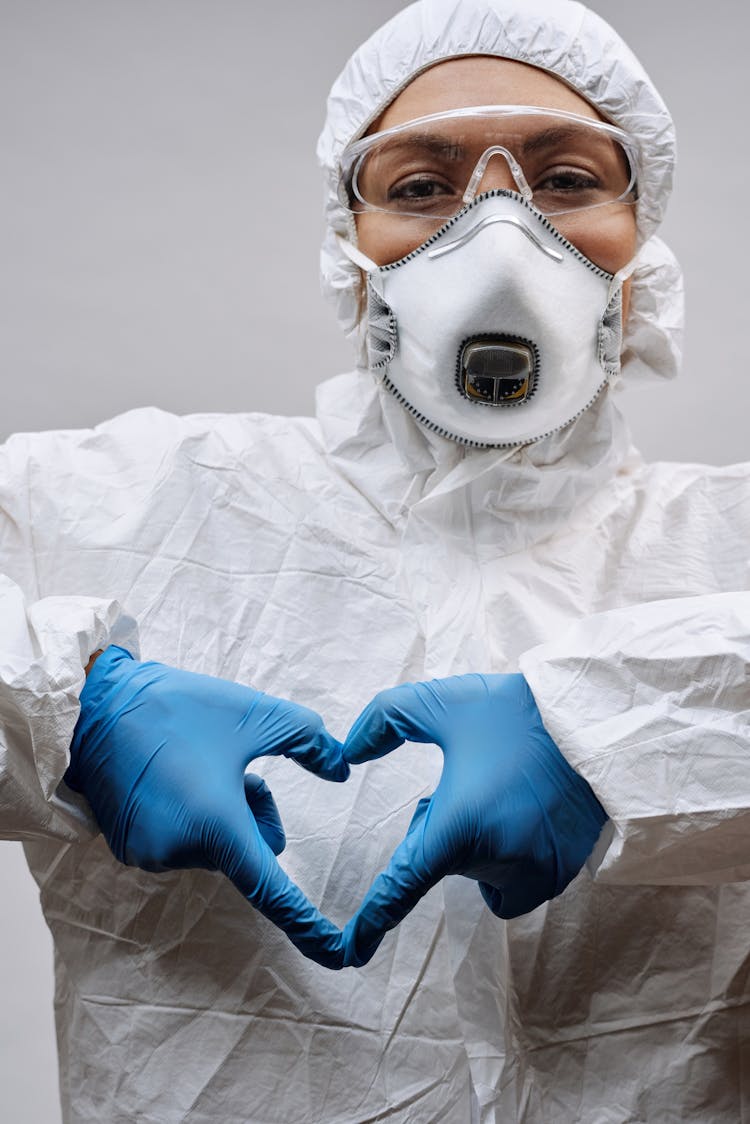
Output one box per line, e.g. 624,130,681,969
386,166,601,198
388,174,454,200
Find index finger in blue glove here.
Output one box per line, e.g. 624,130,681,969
215,809,345,970
344,681,449,764
343,675,499,764
243,694,350,783
84,653,350,785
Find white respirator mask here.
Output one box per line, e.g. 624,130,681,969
341,190,629,448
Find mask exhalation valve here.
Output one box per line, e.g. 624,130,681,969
459,338,537,405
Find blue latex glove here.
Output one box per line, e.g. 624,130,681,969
341,673,607,967
65,646,349,969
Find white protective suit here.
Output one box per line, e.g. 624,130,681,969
3,0,749,1121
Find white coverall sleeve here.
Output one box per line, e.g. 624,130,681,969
519,592,750,885
0,434,138,842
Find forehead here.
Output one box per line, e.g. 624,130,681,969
373,56,603,133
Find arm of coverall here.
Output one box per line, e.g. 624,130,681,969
519,591,750,885
0,427,349,968
0,577,136,842
0,430,137,842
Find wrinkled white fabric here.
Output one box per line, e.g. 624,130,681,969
2,1,749,1122
2,383,749,1123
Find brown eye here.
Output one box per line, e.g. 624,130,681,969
540,170,600,191
389,175,453,199
531,166,610,214
385,175,460,213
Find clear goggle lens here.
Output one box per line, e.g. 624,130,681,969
340,106,637,220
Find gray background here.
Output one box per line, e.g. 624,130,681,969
1,1,747,1120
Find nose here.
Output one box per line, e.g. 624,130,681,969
464,146,531,204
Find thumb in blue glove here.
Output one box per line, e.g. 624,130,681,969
65,646,349,969
340,673,607,967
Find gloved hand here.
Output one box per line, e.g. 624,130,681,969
341,673,607,967
65,646,349,969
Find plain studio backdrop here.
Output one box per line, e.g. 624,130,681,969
1,1,747,1119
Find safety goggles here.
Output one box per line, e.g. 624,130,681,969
340,105,638,221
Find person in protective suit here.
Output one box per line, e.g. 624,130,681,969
2,1,748,1121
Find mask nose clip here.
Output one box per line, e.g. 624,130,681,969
458,337,538,405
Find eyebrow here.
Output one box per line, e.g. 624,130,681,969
373,134,466,160
519,125,597,154
372,124,603,159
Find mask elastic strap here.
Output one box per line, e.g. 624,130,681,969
608,249,640,302
604,248,643,387
337,234,378,273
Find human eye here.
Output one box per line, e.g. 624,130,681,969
537,166,601,193
387,173,457,207
531,164,607,211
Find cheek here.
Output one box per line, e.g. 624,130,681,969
355,214,436,266
558,207,638,276
559,209,637,333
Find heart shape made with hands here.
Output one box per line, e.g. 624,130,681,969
66,650,606,970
